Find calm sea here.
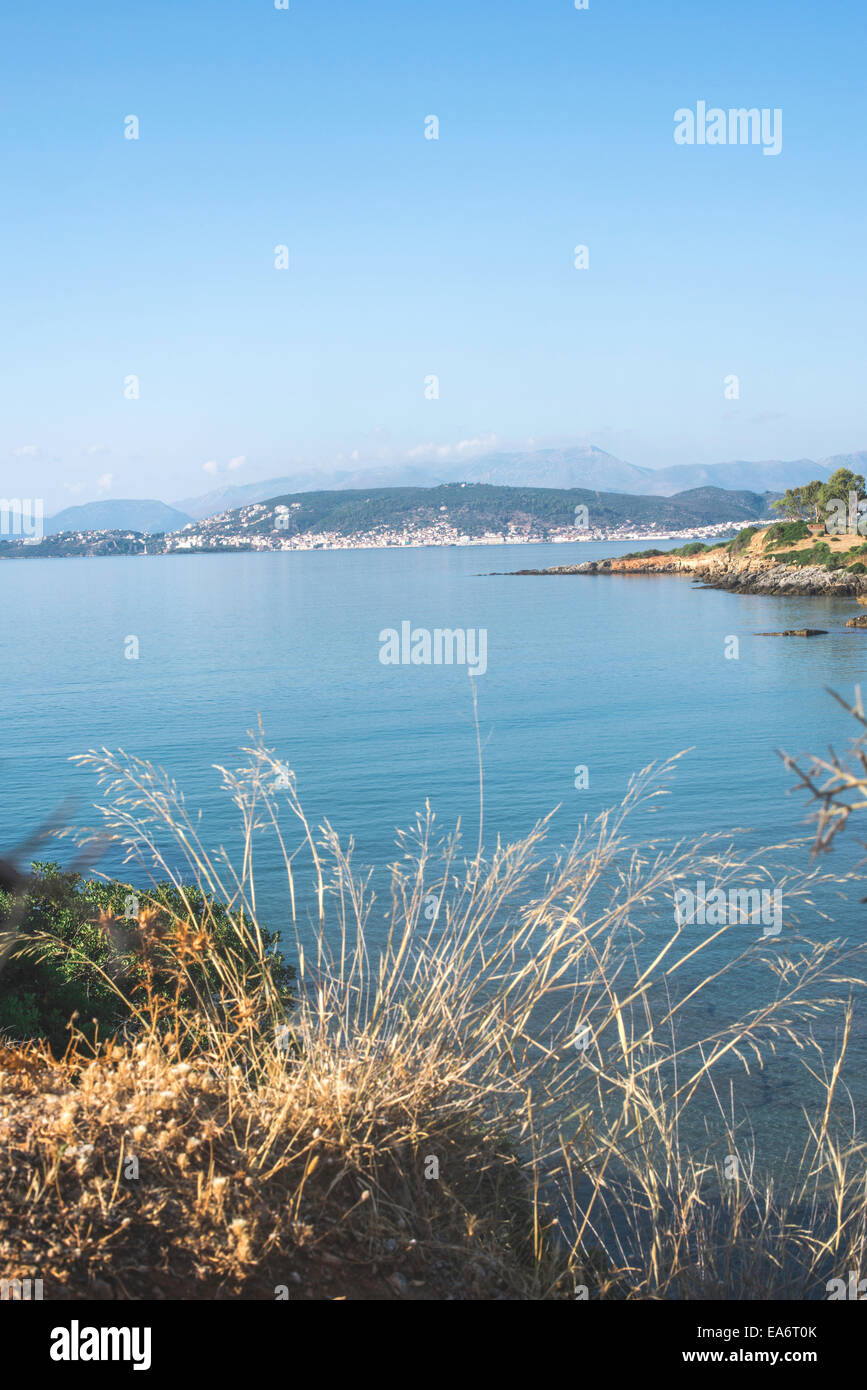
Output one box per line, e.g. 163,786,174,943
2,539,865,1159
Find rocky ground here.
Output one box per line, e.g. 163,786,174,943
505,526,867,598
0,1039,548,1302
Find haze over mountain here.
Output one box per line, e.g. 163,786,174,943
46,499,193,536
445,448,841,496
640,457,832,496
454,446,652,492
174,465,442,521
174,448,855,519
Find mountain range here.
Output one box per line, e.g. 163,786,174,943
174,448,859,521
42,449,866,535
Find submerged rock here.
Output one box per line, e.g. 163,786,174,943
755,629,828,637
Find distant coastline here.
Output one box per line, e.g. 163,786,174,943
2,481,772,559
0,519,745,560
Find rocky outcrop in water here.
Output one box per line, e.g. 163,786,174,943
506,547,867,597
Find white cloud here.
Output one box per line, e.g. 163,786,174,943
13,444,38,457
407,434,498,462
455,434,497,455
203,456,246,476
96,472,113,492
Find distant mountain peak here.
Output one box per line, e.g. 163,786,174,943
174,448,851,520
46,499,192,536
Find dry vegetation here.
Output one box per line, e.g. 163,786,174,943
1,712,866,1301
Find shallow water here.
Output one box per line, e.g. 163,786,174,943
2,538,865,1165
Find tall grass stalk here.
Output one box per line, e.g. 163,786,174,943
0,728,863,1300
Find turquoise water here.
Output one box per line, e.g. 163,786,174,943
2,540,865,1158
4,539,866,869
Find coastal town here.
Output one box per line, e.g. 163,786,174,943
1,500,757,559
163,501,748,553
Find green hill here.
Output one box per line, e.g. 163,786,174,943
214,481,773,539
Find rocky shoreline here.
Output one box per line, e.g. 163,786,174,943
501,548,867,598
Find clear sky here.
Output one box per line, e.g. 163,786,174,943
2,0,866,510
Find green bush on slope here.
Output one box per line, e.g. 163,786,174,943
726,526,759,554
763,520,810,549
0,865,294,1053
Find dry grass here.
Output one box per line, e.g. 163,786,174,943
0,719,865,1301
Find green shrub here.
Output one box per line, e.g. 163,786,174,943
620,542,725,561
768,546,820,568
727,526,759,554
768,541,862,573
670,541,716,557
762,520,810,549
0,865,294,1053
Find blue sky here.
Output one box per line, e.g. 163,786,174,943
2,0,865,509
